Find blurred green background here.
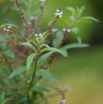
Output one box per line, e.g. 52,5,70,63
0,0,103,104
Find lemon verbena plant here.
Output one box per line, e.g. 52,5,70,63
0,0,99,104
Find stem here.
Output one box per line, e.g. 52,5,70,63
69,14,80,28
3,54,13,72
29,55,39,89
3,54,17,81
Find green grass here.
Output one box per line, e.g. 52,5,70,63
46,45,103,104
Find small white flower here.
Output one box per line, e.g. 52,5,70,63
28,22,31,25
63,28,70,32
55,9,63,18
52,28,58,33
63,28,66,31
8,26,12,28
42,2,44,5
39,33,42,36
57,9,60,12
59,15,62,18
58,99,65,104
30,16,37,20
39,0,45,2
4,27,6,31
6,29,9,31
35,34,38,36
62,99,65,103
60,11,63,14
67,29,70,32
23,23,26,26
55,13,59,16
65,86,72,92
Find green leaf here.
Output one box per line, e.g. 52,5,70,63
42,31,49,37
36,69,53,81
81,16,99,22
37,51,53,67
0,23,18,29
58,18,67,25
0,43,7,51
49,47,67,57
40,47,67,57
40,44,50,48
60,48,68,56
39,48,51,54
13,34,23,41
0,34,10,43
71,28,82,44
61,43,89,50
42,33,50,41
48,20,53,26
27,53,36,70
19,42,36,52
9,66,26,79
32,86,49,93
15,93,28,104
32,41,38,48
66,6,77,19
1,98,11,104
3,49,15,58
1,18,17,25
70,16,74,20
75,20,93,25
53,31,63,48
77,6,85,16
0,92,5,104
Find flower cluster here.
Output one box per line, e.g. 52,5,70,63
4,26,12,32
35,28,42,39
39,0,45,5
44,64,49,71
51,28,58,33
30,16,37,20
63,26,70,33
58,99,65,104
35,33,42,37
55,7,63,18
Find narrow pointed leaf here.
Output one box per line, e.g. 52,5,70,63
58,18,67,25
48,20,53,26
75,20,93,25
0,23,18,29
40,44,50,48
61,43,89,50
9,66,26,79
42,31,49,37
49,47,67,57
36,69,53,81
40,47,67,57
3,49,15,58
27,53,36,70
37,51,53,67
0,43,7,51
19,42,36,52
66,6,77,18
53,31,63,48
71,28,82,44
32,86,49,93
2,98,11,104
81,16,99,22
0,92,5,104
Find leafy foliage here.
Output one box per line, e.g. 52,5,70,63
0,0,99,104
